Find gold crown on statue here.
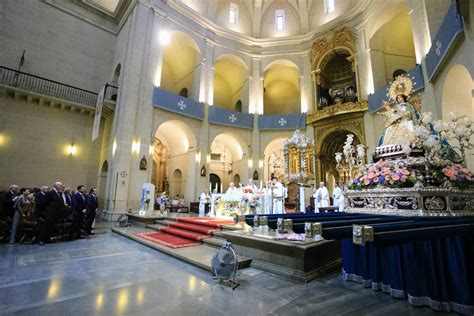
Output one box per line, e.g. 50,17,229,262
387,74,416,102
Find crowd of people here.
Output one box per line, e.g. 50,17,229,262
0,182,99,246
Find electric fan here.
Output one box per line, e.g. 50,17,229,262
211,242,240,289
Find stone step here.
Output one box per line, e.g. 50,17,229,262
112,226,251,271
202,237,227,248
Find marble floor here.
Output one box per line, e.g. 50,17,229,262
0,222,453,316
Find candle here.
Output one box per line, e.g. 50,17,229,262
220,183,223,193
209,182,211,193
260,180,262,190
215,183,218,192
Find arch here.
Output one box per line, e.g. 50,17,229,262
369,8,416,90
317,129,361,184
213,54,249,110
260,0,301,37
178,87,188,97
155,120,197,156
170,168,183,197
442,64,474,119
160,31,201,97
100,160,108,175
209,173,222,193
233,174,241,185
263,59,300,114
210,132,247,162
263,137,286,182
235,100,242,112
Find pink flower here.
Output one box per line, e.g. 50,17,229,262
444,168,456,178
369,166,376,172
364,178,371,185
401,169,410,175
391,174,400,181
368,172,376,179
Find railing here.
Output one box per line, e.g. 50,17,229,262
0,66,98,107
104,83,118,101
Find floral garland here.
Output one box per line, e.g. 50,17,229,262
442,163,474,188
350,160,416,190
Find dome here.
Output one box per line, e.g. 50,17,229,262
176,0,369,39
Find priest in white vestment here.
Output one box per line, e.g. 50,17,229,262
333,183,342,207
199,192,208,217
243,179,258,194
314,182,329,211
226,182,240,195
271,178,284,214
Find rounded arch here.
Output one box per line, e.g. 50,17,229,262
233,174,241,185
155,120,197,156
160,31,201,96
442,64,474,119
178,87,188,97
369,8,416,90
263,137,287,182
213,54,249,110
317,129,361,184
100,160,108,175
170,168,183,198
263,59,300,114
210,132,247,161
260,0,301,38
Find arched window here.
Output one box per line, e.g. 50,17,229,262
178,87,188,98
235,100,242,112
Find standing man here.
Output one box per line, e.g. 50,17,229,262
226,183,239,195
39,182,64,246
34,186,49,219
333,183,342,208
271,177,284,214
314,182,330,212
84,188,98,236
4,185,19,219
72,185,87,239
198,191,208,217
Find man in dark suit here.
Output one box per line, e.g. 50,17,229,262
72,185,87,239
34,186,49,219
84,188,98,236
4,185,19,219
38,182,65,246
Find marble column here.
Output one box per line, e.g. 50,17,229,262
300,53,313,113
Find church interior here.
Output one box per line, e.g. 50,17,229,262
1,0,473,314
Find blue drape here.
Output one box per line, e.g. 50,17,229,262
342,235,474,314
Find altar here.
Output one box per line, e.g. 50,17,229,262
210,192,271,217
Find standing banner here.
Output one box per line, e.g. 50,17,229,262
92,86,105,141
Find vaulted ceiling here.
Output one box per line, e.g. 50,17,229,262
177,0,368,38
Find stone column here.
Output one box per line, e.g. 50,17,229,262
102,4,161,220
300,53,314,113
311,70,319,112
249,57,263,114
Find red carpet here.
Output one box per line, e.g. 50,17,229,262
168,222,219,235
135,232,200,249
177,217,234,228
159,227,211,241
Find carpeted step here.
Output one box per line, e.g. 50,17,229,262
159,227,211,241
135,232,200,249
177,217,234,228
168,222,220,235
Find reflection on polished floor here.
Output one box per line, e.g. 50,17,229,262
0,222,452,315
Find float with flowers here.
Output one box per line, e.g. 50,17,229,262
343,109,474,217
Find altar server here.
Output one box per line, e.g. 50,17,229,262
314,182,329,211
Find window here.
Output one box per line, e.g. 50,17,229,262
324,0,335,14
229,3,238,24
275,9,285,30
